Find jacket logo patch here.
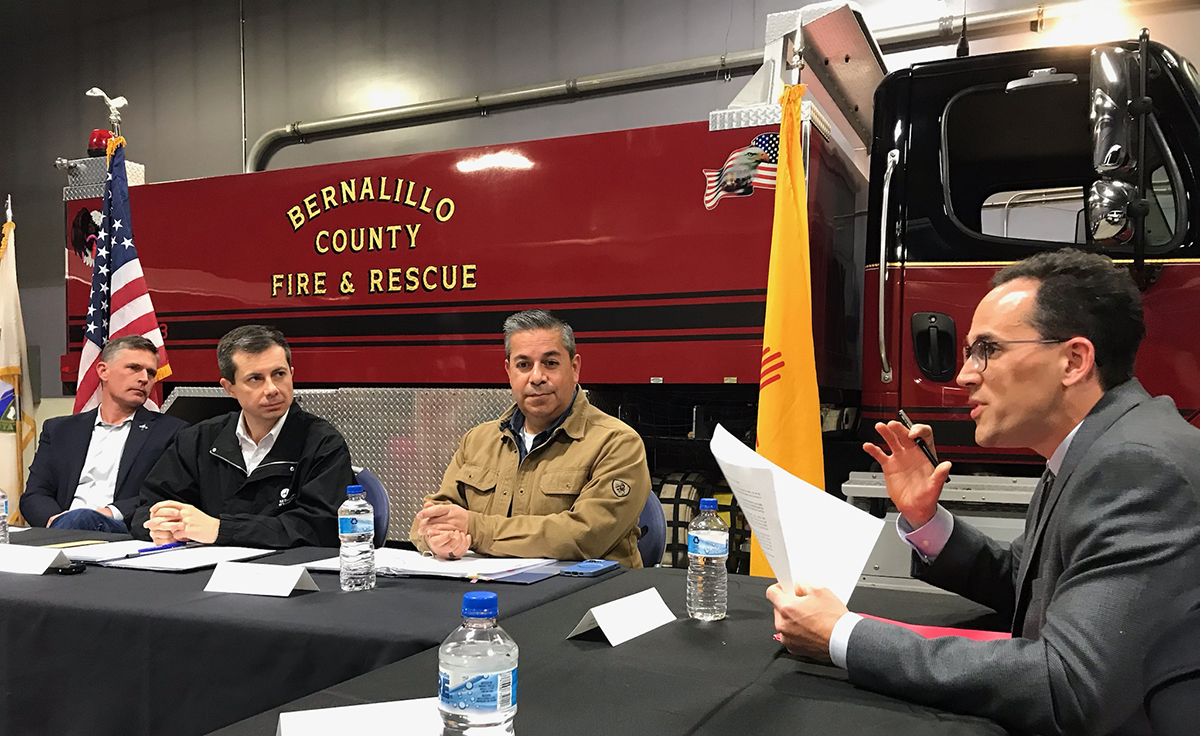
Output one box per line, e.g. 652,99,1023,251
278,488,294,507
612,479,631,497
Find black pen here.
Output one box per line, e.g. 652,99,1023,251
898,409,947,479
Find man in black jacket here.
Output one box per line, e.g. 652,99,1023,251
131,325,354,548
21,335,186,532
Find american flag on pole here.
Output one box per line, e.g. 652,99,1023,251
702,132,779,210
73,138,171,413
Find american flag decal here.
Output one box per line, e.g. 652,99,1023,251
761,346,785,390
73,139,171,413
702,133,779,210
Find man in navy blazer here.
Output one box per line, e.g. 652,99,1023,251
21,336,187,533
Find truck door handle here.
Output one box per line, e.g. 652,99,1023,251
911,312,957,382
878,149,900,384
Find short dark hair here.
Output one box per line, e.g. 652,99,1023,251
991,248,1143,390
217,325,292,382
502,309,576,359
99,335,158,365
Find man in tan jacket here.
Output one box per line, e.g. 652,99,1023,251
411,309,651,568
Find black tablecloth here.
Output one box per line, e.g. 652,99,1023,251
1,529,614,736
209,568,1012,736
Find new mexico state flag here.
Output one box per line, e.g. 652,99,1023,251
752,85,825,576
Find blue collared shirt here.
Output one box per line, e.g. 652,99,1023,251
501,387,579,464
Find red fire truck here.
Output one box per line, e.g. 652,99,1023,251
58,20,1200,566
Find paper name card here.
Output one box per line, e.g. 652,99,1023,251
567,587,676,646
0,545,72,575
205,562,319,597
277,697,441,736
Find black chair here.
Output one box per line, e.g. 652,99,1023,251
637,493,667,567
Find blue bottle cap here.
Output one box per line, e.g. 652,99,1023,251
700,498,718,511
462,591,499,618
346,484,363,495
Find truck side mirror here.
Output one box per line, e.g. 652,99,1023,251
1090,47,1135,174
1088,178,1137,244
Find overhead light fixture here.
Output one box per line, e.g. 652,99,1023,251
456,151,534,173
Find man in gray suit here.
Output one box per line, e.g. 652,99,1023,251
768,249,1200,735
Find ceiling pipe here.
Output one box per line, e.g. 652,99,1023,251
246,50,762,172
246,0,1194,172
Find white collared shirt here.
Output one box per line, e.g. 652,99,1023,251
71,412,135,519
235,409,289,474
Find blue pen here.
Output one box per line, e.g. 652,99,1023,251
126,542,187,558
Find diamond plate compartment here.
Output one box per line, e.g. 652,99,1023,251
63,157,146,201
329,388,513,540
164,386,515,541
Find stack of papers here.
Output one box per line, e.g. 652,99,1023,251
101,546,275,572
710,424,884,603
303,548,554,580
62,540,149,562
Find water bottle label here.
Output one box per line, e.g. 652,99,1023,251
439,667,517,711
339,516,374,535
688,532,728,556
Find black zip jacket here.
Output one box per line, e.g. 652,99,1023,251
130,406,355,548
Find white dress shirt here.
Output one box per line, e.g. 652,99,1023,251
235,410,289,474
827,421,1085,668
71,412,135,520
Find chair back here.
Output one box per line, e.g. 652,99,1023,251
637,492,667,567
353,467,390,548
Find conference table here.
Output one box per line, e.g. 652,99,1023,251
207,568,1013,736
2,529,1012,736
0,529,612,736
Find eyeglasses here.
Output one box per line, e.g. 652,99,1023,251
962,338,1066,372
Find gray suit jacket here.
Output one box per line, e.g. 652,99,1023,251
846,379,1200,735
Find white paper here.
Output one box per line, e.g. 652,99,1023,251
102,545,274,572
710,424,884,603
709,427,795,588
63,540,150,562
303,548,554,579
276,697,441,736
9,526,29,533
0,545,72,574
205,562,320,597
567,587,676,646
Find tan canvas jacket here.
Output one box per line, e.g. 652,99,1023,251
410,392,651,568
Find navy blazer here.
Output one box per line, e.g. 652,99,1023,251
20,407,188,527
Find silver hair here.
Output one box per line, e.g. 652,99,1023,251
99,335,157,365
502,309,576,359
217,325,292,382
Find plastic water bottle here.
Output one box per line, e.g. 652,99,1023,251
687,497,729,621
439,591,519,735
0,489,9,544
338,484,375,591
